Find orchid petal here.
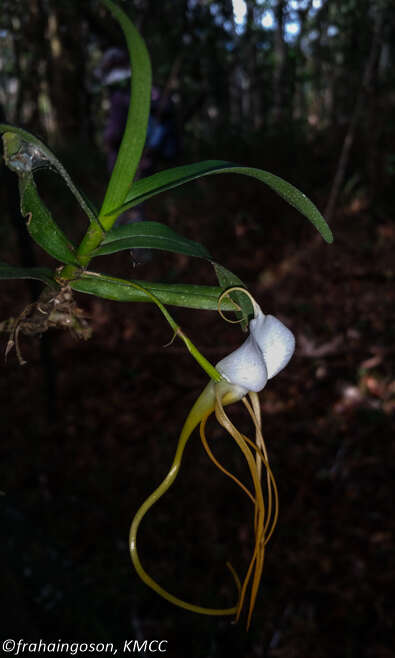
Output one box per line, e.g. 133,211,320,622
216,302,295,391
216,335,268,393
251,312,295,379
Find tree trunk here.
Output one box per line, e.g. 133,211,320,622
325,5,385,221
47,5,88,143
272,0,287,126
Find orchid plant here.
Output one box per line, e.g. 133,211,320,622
130,288,295,628
0,0,333,629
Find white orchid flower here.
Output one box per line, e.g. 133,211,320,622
130,289,295,629
216,299,295,395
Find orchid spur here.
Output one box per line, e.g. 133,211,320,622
129,287,295,629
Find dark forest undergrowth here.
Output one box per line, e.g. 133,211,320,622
1,153,394,657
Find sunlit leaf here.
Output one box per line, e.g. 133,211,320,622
99,0,152,222
107,160,333,243
93,221,211,259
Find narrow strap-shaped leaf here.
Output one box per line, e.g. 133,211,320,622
107,160,333,243
0,123,99,226
93,221,211,259
99,0,152,221
20,175,80,266
213,263,252,331
71,271,238,312
0,260,56,287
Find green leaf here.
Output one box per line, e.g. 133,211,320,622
99,0,152,222
107,160,333,243
213,263,252,331
1,130,80,265
20,175,80,266
0,123,99,226
0,260,56,287
71,271,238,312
93,221,211,259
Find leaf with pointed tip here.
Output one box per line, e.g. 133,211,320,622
93,221,211,259
71,271,237,312
0,260,56,287
0,123,99,226
108,160,333,243
99,0,152,222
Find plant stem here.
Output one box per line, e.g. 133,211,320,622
114,278,223,383
59,210,117,278
64,265,223,382
176,328,222,382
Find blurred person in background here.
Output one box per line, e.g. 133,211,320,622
100,48,179,265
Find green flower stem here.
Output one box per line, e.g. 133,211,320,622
124,279,222,382
69,271,223,382
176,328,222,383
118,278,222,383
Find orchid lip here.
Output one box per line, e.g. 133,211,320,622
215,302,295,393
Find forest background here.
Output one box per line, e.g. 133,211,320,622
1,1,394,656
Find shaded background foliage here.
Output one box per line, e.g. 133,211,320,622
1,1,394,656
